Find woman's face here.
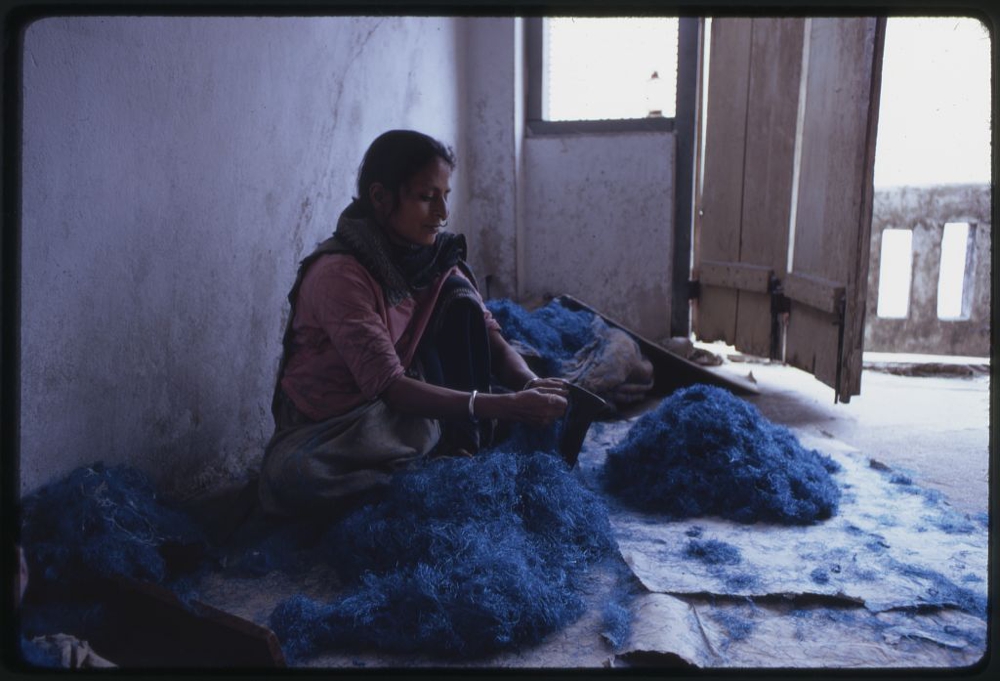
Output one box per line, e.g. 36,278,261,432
376,157,452,247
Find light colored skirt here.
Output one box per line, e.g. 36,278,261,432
258,398,440,517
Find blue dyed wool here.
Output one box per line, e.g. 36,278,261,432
269,450,615,660
485,298,596,375
531,301,596,352
19,637,62,668
603,385,841,524
20,463,207,596
888,560,987,616
810,567,831,584
600,601,632,650
685,539,742,565
501,420,562,457
709,609,756,644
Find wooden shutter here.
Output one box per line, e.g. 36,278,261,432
694,17,885,403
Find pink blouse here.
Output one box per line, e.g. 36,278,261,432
279,253,500,421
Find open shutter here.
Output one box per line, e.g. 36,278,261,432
694,17,885,403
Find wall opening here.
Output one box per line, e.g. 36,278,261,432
865,16,990,357
937,222,975,320
875,228,913,319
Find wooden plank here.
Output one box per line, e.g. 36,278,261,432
694,18,753,344
785,17,883,402
556,294,759,397
840,16,885,397
784,271,845,315
785,303,841,393
87,576,286,668
735,17,805,358
699,259,772,293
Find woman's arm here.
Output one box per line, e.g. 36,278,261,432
381,374,567,426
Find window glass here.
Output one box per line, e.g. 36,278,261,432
544,17,678,121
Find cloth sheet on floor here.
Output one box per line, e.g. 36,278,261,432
578,418,988,668
17,387,988,669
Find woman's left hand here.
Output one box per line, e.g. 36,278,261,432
522,377,570,397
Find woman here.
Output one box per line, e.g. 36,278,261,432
259,130,569,518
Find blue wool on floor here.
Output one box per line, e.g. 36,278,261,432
19,637,62,668
709,609,756,644
485,299,595,375
20,463,208,598
268,450,616,661
600,601,632,650
501,420,561,457
810,567,830,584
602,385,842,524
685,539,742,565
888,560,987,616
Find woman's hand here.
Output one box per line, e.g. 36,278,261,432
382,374,568,427
522,376,570,396
487,388,568,426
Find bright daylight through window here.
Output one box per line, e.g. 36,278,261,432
543,18,678,121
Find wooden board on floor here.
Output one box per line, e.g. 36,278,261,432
555,294,758,397
87,576,286,668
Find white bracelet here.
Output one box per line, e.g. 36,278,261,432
468,389,478,419
522,377,538,391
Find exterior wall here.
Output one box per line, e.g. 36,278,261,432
19,16,465,496
864,184,991,356
522,133,675,339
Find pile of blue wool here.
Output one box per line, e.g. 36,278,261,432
268,450,616,661
485,298,596,376
20,463,208,598
603,385,841,524
19,637,63,668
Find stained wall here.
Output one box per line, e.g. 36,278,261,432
19,16,466,495
18,16,680,497
522,134,675,338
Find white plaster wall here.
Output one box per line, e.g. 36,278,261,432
20,16,465,495
460,17,522,300
522,134,675,338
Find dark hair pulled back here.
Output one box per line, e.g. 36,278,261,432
354,130,456,218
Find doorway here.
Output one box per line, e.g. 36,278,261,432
865,17,991,359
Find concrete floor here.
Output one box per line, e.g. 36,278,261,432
705,354,991,517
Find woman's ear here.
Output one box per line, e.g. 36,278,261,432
369,182,393,219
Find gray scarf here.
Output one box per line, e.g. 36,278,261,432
271,201,470,424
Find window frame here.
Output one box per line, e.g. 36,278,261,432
525,16,697,136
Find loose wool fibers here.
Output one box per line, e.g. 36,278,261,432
20,463,208,596
18,463,209,643
485,298,596,375
268,450,616,661
603,385,841,524
19,637,62,668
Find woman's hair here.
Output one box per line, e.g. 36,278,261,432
354,130,456,217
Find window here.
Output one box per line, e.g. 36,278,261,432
937,222,976,320
526,17,695,134
875,229,913,319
